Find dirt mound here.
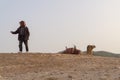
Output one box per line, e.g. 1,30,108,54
0,53,120,80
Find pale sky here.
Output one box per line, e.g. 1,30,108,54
0,0,120,53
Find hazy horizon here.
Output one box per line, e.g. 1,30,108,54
1,0,120,53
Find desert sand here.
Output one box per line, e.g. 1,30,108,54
0,53,120,80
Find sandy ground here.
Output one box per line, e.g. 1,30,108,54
0,53,120,80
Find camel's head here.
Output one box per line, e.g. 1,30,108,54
87,45,96,50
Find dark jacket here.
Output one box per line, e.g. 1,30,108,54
12,26,30,41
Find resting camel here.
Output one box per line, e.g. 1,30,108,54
63,45,81,54
87,45,96,55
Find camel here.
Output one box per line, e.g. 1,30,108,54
63,45,81,54
87,45,96,55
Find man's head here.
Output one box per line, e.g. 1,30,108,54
19,21,26,26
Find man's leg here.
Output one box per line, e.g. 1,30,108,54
24,40,29,52
19,40,23,52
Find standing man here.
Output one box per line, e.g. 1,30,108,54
11,21,30,53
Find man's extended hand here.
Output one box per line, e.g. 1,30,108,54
10,31,14,34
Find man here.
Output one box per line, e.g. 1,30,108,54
11,21,30,53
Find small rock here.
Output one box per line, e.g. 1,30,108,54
0,75,5,80
68,75,72,79
74,69,77,71
118,67,120,69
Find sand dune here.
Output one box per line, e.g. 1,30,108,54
0,53,120,80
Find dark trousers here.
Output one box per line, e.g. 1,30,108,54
19,40,29,52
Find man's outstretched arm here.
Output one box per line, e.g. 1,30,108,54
11,28,19,34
